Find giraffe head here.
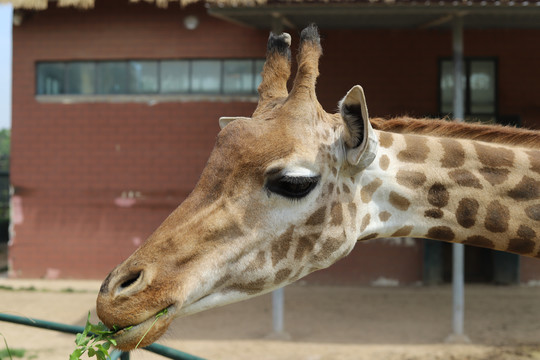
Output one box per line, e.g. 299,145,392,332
96,25,379,350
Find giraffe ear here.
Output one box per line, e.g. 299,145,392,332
339,85,379,169
218,116,251,130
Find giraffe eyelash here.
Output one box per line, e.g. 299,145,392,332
265,175,320,200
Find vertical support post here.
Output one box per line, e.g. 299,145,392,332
272,287,284,333
269,287,290,339
452,15,465,123
447,15,470,344
271,13,284,35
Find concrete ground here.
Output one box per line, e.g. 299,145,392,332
1,278,540,360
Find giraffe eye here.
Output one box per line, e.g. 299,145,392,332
266,175,320,199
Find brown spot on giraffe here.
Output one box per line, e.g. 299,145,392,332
389,191,410,211
449,169,483,189
160,237,179,254
175,253,199,269
391,226,414,237
508,238,536,255
397,135,429,163
518,225,536,240
290,267,305,283
527,150,540,175
526,204,540,221
485,200,510,233
378,211,391,222
425,208,443,219
360,213,371,232
396,170,427,189
271,226,294,266
463,236,494,249
456,198,479,229
507,225,537,255
440,138,466,168
479,167,510,186
507,176,539,201
427,183,449,208
426,226,455,241
379,132,394,148
306,206,327,226
213,274,232,289
294,233,320,260
226,277,266,295
360,233,379,241
361,178,383,203
379,155,390,170
246,251,267,272
326,183,335,196
330,202,343,226
204,222,244,242
342,184,351,194
274,268,292,285
474,142,515,168
314,237,346,263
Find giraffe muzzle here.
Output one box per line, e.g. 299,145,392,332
96,263,182,350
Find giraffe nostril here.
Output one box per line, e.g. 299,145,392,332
118,271,143,292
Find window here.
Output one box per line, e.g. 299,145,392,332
37,63,65,95
67,62,95,94
97,62,128,95
129,61,158,94
439,58,497,122
36,59,265,97
223,60,254,94
160,60,189,93
191,60,221,94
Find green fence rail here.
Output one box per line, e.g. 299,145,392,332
0,313,206,360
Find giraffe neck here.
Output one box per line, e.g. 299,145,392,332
355,130,540,257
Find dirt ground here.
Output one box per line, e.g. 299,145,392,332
1,279,540,360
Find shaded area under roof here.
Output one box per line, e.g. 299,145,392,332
208,4,540,30
3,0,540,30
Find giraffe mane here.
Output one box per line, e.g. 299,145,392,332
370,116,540,149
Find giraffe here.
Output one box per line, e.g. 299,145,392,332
96,25,540,351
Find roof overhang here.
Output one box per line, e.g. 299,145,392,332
208,4,540,30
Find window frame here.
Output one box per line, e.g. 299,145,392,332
35,58,265,99
437,57,499,120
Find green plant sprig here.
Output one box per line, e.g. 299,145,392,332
134,308,168,349
1,332,14,360
70,312,118,360
71,308,168,359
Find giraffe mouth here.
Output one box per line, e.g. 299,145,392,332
112,304,176,351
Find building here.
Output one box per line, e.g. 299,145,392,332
4,0,540,284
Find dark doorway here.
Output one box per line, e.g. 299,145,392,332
423,239,519,285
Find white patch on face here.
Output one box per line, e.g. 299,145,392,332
282,166,318,178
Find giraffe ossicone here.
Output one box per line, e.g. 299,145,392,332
96,25,540,351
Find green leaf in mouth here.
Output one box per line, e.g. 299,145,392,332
134,308,169,349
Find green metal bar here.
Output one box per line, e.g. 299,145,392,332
0,312,84,335
144,343,206,360
109,349,126,360
0,313,206,360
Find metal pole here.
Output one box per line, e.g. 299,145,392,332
448,14,469,343
272,287,284,334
